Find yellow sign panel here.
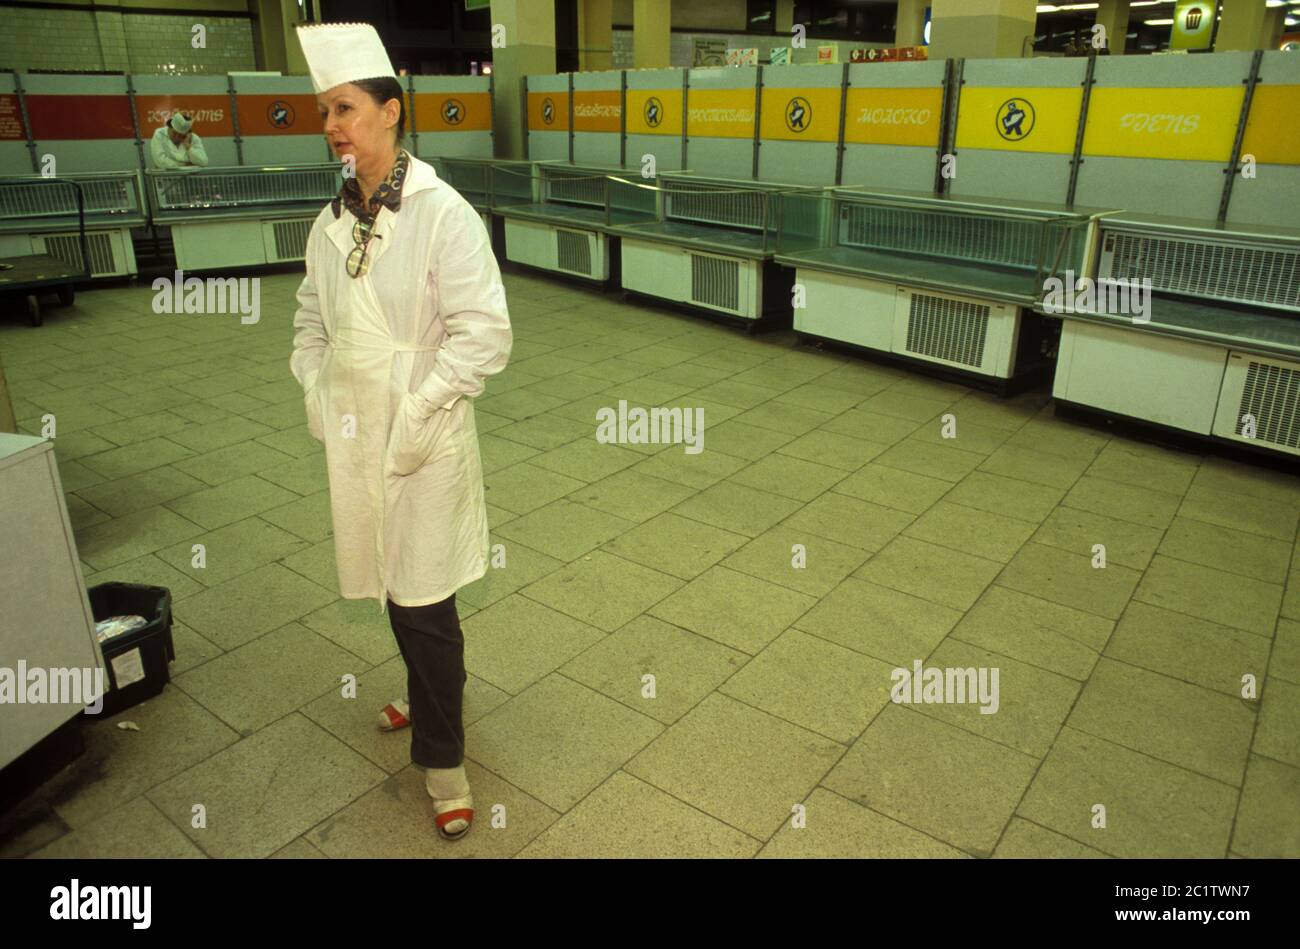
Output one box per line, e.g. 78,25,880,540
759,87,841,142
1171,0,1217,51
1082,87,1242,161
627,89,681,135
527,91,568,132
573,90,621,133
955,86,1083,155
844,87,943,147
686,88,755,139
1241,85,1300,166
413,92,491,132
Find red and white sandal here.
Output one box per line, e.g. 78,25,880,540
377,699,411,731
433,795,475,841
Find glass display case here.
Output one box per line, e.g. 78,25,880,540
610,172,825,257
1053,211,1300,459
776,186,1101,306
0,171,145,229
146,163,341,220
428,156,493,212
145,163,342,270
491,162,657,229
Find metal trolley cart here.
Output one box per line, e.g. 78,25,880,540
0,178,90,327
492,161,654,285
608,172,823,327
774,186,1104,391
1051,213,1300,460
0,171,145,280
146,163,342,272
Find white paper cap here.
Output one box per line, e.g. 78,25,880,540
169,112,192,134
296,22,397,95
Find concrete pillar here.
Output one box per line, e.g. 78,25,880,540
579,0,613,71
929,0,1038,60
775,0,795,36
1095,0,1130,54
896,0,929,48
1261,6,1286,50
283,0,309,75
254,0,285,73
491,0,556,159
1215,0,1268,51
256,0,310,74
633,0,670,69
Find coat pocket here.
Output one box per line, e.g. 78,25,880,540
387,394,456,477
304,380,325,442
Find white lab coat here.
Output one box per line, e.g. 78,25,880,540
290,154,512,609
149,126,208,169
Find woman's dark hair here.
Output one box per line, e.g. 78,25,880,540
353,76,406,143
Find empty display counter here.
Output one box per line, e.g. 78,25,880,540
1051,214,1300,459
146,163,341,271
775,187,1103,390
0,171,145,278
493,162,654,284
427,155,494,232
608,173,820,326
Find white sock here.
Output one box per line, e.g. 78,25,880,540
425,764,470,800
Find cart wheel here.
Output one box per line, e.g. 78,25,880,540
57,285,75,307
26,295,42,327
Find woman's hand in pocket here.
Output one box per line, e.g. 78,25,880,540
388,393,451,476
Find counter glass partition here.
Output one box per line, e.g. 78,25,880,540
610,173,827,256
146,163,342,217
489,161,543,211
429,157,492,210
490,163,657,229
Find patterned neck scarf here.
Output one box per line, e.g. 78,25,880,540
331,149,409,223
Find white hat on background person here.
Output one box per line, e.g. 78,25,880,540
296,22,397,94
168,112,193,134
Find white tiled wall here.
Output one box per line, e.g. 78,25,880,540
124,14,255,75
0,7,255,74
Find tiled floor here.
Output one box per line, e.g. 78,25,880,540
2,268,1299,859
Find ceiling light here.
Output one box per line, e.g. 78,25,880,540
1144,18,1174,25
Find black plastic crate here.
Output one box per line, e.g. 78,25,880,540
85,582,174,719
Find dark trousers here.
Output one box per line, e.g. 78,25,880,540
386,594,466,769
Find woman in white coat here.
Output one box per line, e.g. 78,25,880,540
290,22,511,841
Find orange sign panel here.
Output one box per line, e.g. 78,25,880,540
236,94,324,135
528,91,569,131
573,90,621,133
413,92,491,132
